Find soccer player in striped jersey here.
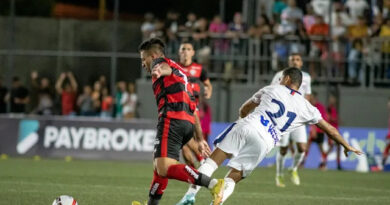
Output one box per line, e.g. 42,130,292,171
133,38,224,205
178,42,213,167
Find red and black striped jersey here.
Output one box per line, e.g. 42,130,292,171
179,62,208,99
152,57,196,124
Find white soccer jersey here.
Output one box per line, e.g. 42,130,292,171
239,84,322,149
270,70,312,96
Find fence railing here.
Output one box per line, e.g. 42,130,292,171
166,33,390,87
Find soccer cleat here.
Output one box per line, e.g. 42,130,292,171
176,193,196,205
210,179,225,205
275,176,286,188
290,170,300,186
131,201,146,205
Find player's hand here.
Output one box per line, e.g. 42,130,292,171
343,145,363,157
151,65,162,79
198,139,211,158
204,87,211,99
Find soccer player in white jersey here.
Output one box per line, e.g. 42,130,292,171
271,53,311,187
176,68,362,205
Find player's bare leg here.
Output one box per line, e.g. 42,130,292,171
146,157,219,205
182,145,195,167
276,146,287,187
177,148,230,205
290,142,306,186
382,142,390,166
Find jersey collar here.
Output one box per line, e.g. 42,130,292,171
285,85,301,95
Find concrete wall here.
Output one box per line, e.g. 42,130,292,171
136,80,389,128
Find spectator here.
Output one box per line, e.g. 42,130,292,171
308,15,329,79
209,15,228,53
280,0,303,34
258,0,275,21
379,18,390,79
272,0,287,23
31,71,54,115
303,4,316,32
330,15,347,77
227,12,247,37
345,0,369,23
100,87,113,118
373,0,390,19
122,82,137,119
0,77,7,113
141,12,155,40
56,72,78,116
347,39,364,83
98,75,107,90
77,85,95,116
165,10,180,53
311,0,331,19
192,17,210,64
115,81,127,118
8,76,29,113
92,81,102,114
348,16,370,40
248,14,272,38
150,18,165,39
183,12,198,32
328,2,353,26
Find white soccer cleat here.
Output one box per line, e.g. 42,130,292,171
176,193,196,205
275,176,286,188
290,170,300,186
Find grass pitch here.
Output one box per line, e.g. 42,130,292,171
0,158,389,205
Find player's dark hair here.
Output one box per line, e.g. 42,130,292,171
283,67,302,87
289,52,301,58
138,38,166,55
180,40,193,46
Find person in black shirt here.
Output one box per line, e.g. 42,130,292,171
0,77,7,113
9,77,29,113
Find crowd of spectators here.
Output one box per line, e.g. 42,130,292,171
0,72,138,118
141,0,390,84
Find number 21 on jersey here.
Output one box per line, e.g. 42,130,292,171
263,99,296,132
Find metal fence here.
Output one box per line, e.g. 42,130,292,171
166,33,390,87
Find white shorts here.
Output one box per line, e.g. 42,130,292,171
214,123,270,177
278,125,307,147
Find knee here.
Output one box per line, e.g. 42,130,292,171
280,147,288,156
298,144,307,153
155,163,169,177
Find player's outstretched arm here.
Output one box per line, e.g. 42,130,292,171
194,112,211,157
151,63,172,78
316,120,363,157
203,79,213,99
239,98,259,119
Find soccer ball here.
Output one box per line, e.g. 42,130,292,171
52,195,78,205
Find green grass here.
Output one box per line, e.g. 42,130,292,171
1,158,390,205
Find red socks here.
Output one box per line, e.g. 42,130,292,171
166,164,199,184
196,154,204,163
149,170,168,199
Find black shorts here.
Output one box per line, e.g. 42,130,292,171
154,117,194,161
312,133,325,143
